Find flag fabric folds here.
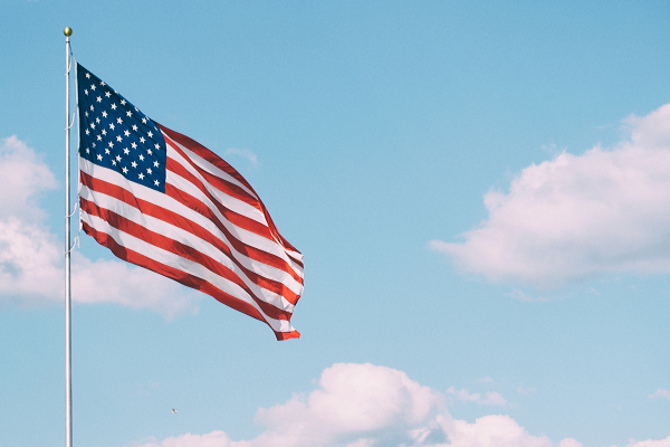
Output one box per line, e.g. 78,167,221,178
75,63,304,340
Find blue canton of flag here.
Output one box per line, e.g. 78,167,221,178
77,65,167,192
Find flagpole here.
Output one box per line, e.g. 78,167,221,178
64,26,74,447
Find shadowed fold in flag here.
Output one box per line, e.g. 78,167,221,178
75,63,304,340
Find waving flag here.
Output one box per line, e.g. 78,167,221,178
76,63,304,340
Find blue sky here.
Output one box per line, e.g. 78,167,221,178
2,1,670,446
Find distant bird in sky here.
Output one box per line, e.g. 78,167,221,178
171,408,178,414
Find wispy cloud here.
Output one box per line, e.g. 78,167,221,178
475,376,496,386
225,147,258,166
446,386,508,407
517,385,536,395
649,389,670,401
431,103,670,289
508,289,551,302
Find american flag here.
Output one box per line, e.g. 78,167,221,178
76,63,304,340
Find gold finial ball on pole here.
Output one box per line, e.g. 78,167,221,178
63,27,73,37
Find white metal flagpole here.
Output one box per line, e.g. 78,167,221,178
64,25,74,447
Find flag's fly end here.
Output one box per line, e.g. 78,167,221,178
276,330,301,341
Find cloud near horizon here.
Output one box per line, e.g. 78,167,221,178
0,136,200,317
431,103,670,289
128,362,670,447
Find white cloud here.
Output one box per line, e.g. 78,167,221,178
71,253,200,318
432,413,554,447
0,137,65,306
558,440,583,447
0,136,57,221
623,437,670,447
0,136,200,317
129,363,596,447
649,389,670,401
431,104,670,289
0,217,62,306
250,363,442,447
